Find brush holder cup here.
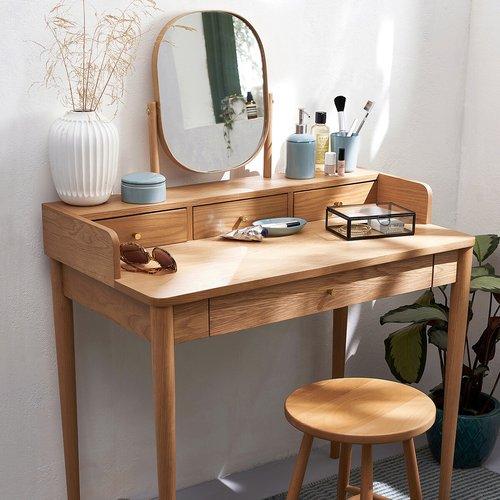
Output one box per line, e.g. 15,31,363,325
330,133,360,173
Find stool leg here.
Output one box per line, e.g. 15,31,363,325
360,444,373,500
336,443,352,500
287,434,313,500
403,439,422,500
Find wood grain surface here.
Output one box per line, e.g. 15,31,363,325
43,205,120,285
114,222,473,305
285,378,436,444
294,181,377,221
99,208,188,247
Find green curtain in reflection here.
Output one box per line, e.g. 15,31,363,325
202,12,242,124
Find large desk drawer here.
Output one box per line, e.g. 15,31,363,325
209,256,434,336
193,194,288,239
99,209,188,247
294,181,377,221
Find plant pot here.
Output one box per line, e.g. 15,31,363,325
426,392,500,468
49,111,119,206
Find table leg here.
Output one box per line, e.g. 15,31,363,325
151,306,176,500
439,247,473,499
330,306,348,459
50,260,80,500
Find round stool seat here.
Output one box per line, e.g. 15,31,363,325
285,377,435,444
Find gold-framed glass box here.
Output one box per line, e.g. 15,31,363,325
326,202,416,240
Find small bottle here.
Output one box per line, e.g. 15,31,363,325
246,92,258,119
324,151,336,176
285,108,316,180
311,111,330,172
337,148,346,176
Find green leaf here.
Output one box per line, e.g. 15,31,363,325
471,264,495,279
428,327,448,350
474,364,489,377
384,323,427,384
380,304,447,325
472,317,500,364
473,234,499,264
415,289,435,305
469,275,500,293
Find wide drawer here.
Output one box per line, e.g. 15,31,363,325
99,209,188,247
294,181,377,221
210,255,434,336
193,194,288,239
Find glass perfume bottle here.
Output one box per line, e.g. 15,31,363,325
246,92,258,119
312,111,330,172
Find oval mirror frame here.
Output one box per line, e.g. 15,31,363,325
152,11,269,173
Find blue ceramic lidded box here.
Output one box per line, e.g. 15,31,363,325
121,172,166,204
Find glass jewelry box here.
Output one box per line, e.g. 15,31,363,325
325,202,416,240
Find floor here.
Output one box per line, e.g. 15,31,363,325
177,438,500,500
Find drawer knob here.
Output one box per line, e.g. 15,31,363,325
133,232,142,240
326,289,335,296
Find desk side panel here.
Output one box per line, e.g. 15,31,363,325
43,205,120,286
377,173,432,224
63,267,209,343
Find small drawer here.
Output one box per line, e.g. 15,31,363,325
193,194,288,239
294,181,377,221
99,209,188,247
210,256,434,336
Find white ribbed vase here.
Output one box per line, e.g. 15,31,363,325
49,111,119,206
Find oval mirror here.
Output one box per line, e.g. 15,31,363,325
153,11,268,173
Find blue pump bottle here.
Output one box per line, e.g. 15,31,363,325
285,108,316,179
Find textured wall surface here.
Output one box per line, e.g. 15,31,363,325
457,0,500,396
0,1,487,499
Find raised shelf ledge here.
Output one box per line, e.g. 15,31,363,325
43,168,380,221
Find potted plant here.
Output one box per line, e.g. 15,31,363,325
39,0,158,205
220,94,247,155
380,234,500,468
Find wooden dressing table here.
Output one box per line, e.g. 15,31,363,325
43,169,473,500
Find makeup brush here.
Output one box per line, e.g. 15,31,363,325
347,119,359,137
334,95,347,134
354,100,374,135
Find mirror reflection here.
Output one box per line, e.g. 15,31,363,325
156,11,266,172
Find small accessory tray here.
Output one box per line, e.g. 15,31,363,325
252,217,307,236
325,202,416,240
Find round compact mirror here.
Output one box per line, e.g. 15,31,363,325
153,11,268,173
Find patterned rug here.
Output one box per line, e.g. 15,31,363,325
265,447,500,499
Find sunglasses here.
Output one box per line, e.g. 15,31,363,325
120,242,177,274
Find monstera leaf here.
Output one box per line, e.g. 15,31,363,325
469,275,500,293
473,234,499,265
380,303,447,325
384,323,427,384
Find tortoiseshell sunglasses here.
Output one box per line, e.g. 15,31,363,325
120,242,177,274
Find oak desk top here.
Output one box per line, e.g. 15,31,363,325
115,221,474,306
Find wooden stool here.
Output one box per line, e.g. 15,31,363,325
284,378,436,500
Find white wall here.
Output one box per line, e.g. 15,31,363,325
0,1,487,499
457,0,500,393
